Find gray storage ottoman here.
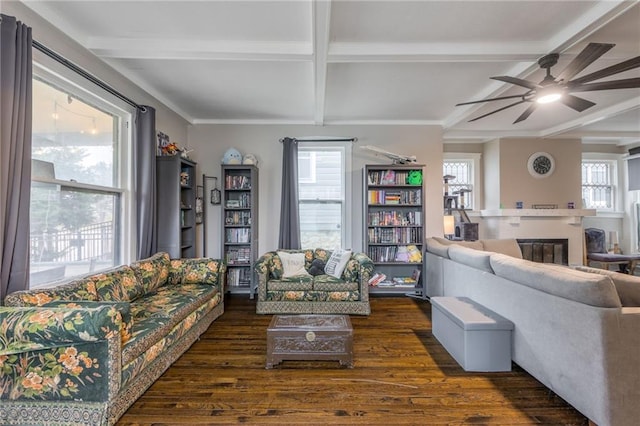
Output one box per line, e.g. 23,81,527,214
431,296,514,372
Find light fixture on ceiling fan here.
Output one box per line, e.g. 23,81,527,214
456,43,640,123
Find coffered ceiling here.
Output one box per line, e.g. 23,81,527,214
21,0,640,145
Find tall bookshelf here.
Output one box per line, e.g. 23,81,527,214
221,165,259,298
156,156,196,258
363,164,425,295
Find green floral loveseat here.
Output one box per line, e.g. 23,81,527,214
0,252,225,426
255,249,374,315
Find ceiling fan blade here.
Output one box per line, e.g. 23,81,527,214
491,76,540,90
568,56,640,85
569,77,640,92
456,93,527,106
513,103,538,124
468,100,527,122
556,42,615,82
561,94,596,112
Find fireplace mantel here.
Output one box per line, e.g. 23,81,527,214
480,209,596,218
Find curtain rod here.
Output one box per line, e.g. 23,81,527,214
32,39,144,111
279,137,358,143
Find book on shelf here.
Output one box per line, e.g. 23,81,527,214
368,272,387,287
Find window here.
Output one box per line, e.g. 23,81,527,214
443,155,479,210
30,68,132,288
297,144,351,249
582,160,615,210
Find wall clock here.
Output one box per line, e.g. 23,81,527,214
527,152,555,178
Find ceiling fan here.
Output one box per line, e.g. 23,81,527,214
457,42,640,124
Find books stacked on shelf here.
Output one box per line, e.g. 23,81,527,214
367,227,422,244
226,268,251,287
368,272,387,286
368,210,422,226
226,193,251,208
367,189,421,205
225,211,251,225
368,245,422,263
225,228,251,243
226,247,251,264
367,169,422,186
225,175,251,190
391,269,421,288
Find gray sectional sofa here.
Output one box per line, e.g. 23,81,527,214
426,237,640,426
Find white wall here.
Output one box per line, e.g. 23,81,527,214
188,124,443,257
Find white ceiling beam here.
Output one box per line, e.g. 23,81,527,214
88,38,313,61
313,0,331,125
547,0,639,52
540,98,640,138
328,42,546,63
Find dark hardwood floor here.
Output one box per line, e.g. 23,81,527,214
118,295,588,425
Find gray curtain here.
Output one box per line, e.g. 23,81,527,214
134,106,157,259
278,137,301,249
1,14,33,301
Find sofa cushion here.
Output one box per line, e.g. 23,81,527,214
433,236,484,250
89,265,143,302
267,276,313,291
448,245,494,273
277,251,311,277
574,266,640,307
270,250,313,279
169,258,224,288
490,253,622,308
4,279,99,306
313,276,359,292
43,300,133,345
324,249,352,278
426,238,450,258
481,239,523,259
130,252,170,293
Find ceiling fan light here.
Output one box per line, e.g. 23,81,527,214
536,92,562,104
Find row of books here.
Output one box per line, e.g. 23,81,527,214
367,170,422,186
225,228,251,243
367,227,423,244
368,211,422,226
368,189,421,205
225,211,251,225
367,246,421,263
225,247,252,264
226,267,251,287
225,175,251,190
225,193,251,208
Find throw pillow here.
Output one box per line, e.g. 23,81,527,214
324,249,352,279
277,251,310,277
308,258,326,276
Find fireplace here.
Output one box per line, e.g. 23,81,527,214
479,208,595,266
517,239,568,265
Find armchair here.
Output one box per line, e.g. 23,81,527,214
584,228,640,274
255,249,374,315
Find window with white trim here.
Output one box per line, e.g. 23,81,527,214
581,160,615,210
30,69,132,288
297,144,351,249
443,156,478,210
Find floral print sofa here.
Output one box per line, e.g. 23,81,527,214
255,249,374,315
0,252,225,426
